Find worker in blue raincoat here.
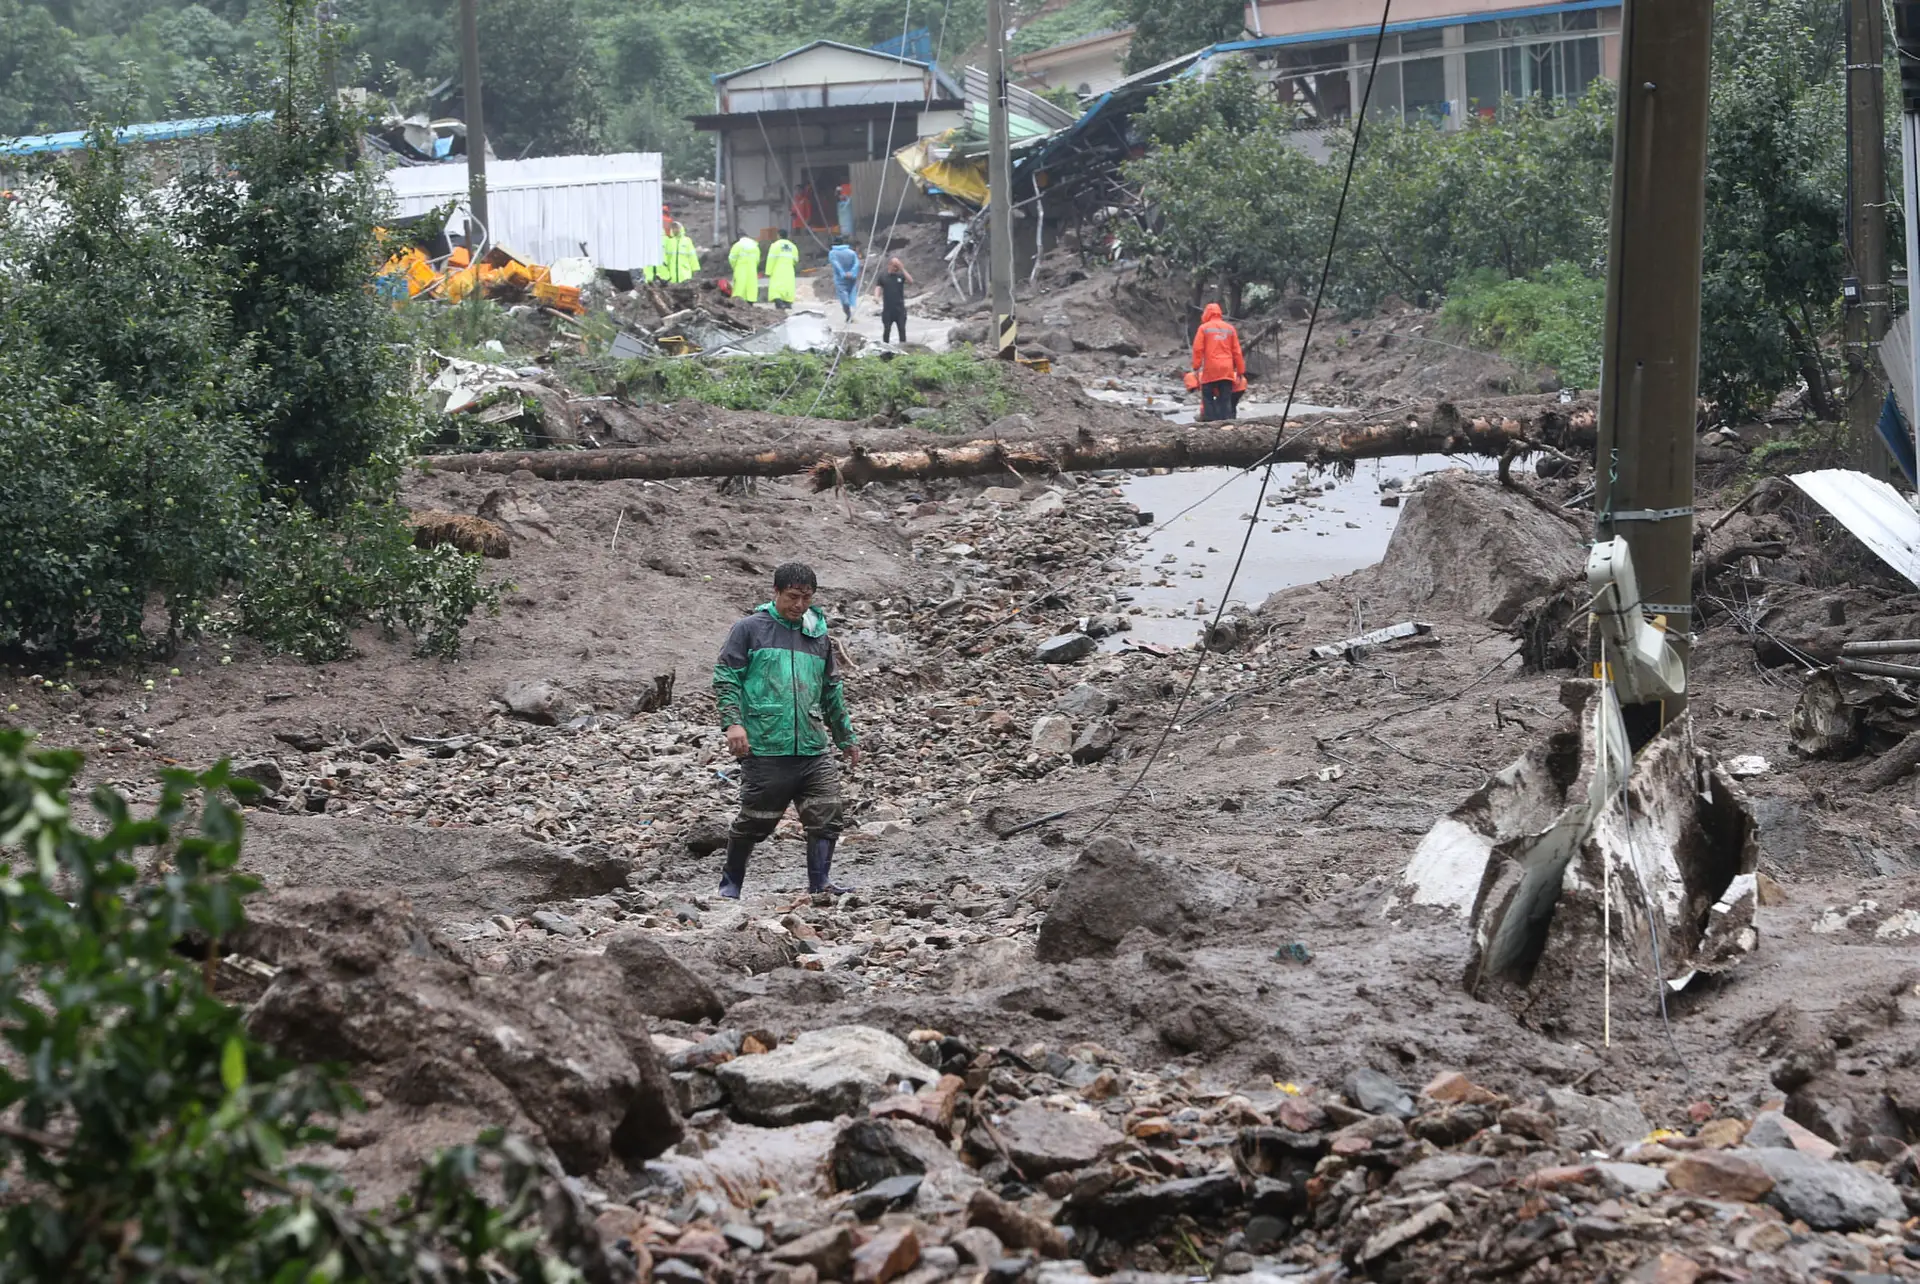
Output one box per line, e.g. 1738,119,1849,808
828,238,860,322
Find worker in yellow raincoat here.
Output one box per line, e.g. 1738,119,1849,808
728,234,762,303
765,234,799,310
649,225,699,284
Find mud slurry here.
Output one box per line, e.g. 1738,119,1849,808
7,405,1920,1279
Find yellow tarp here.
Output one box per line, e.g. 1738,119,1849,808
893,133,990,206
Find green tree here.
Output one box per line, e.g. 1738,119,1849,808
1127,60,1332,313
472,0,604,157
0,0,89,134
1122,0,1242,74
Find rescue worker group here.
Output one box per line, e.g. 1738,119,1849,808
648,209,1250,411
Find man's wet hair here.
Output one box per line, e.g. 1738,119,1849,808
773,562,818,592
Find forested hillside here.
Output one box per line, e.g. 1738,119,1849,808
0,0,1161,175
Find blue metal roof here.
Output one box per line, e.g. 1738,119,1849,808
1216,0,1619,54
0,112,272,158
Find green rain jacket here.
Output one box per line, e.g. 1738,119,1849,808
713,604,857,756
728,236,762,303
765,237,799,303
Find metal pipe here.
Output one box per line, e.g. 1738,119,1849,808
1840,639,1920,655
1837,657,1920,679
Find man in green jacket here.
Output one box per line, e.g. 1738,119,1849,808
712,562,861,898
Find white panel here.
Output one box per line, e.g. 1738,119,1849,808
824,82,925,106
382,153,662,270
1790,469,1920,589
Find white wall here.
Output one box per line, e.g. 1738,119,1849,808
385,152,663,270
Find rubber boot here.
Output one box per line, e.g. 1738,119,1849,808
806,834,851,896
718,836,754,900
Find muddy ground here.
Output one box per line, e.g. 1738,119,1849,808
7,260,1920,1279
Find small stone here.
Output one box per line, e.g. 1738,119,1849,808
1422,1071,1500,1105
501,678,561,725
1733,1220,1791,1252
1630,1252,1699,1284
967,1189,1069,1259
1026,492,1067,520
1745,1110,1838,1161
1545,1088,1651,1148
995,1100,1125,1174
1521,1164,1597,1190
1746,1146,1906,1229
852,1226,920,1284
1592,1161,1669,1195
1499,1107,1557,1143
1035,633,1097,664
771,1227,855,1277
949,1227,1005,1266
531,910,582,937
1694,1117,1747,1149
1213,732,1264,757
1030,714,1074,756
918,1246,960,1280
850,1173,924,1220
1054,684,1111,719
1666,1150,1774,1203
1358,1201,1452,1263
1070,720,1115,765
723,1223,766,1252
1344,1068,1414,1119
654,1260,706,1283
1392,1154,1499,1191
981,486,1024,504
234,760,285,792
987,711,1018,736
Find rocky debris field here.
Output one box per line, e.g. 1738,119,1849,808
9,331,1920,1280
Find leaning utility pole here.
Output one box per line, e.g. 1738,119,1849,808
1592,0,1715,737
986,0,1018,359
1846,0,1892,475
459,0,490,251
1894,1,1920,470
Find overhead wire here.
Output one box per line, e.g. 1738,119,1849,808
1075,0,1399,841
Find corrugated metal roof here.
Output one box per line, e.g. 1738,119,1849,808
0,112,272,157
384,152,663,271
1790,468,1920,589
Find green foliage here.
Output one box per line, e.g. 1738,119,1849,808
623,351,1018,424
476,0,605,158
1697,0,1846,421
1011,0,1122,58
1122,0,1243,74
0,1,497,663
0,729,582,1279
240,502,501,662
1440,264,1604,389
1127,61,1334,310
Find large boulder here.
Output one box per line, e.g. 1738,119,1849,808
243,888,683,1175
1036,835,1252,963
1747,1147,1905,1229
1374,471,1584,625
716,1025,937,1125
601,927,726,1022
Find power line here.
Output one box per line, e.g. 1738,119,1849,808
1077,0,1399,841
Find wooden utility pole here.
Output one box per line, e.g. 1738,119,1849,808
987,0,1017,359
1847,0,1892,474
459,0,490,250
1592,0,1715,735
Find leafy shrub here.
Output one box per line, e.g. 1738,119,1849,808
240,502,500,663
0,729,583,1280
1440,264,1605,389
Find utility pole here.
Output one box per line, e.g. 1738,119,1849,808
987,0,1017,360
1895,1,1920,471
1592,0,1715,737
1847,0,1892,475
459,0,490,253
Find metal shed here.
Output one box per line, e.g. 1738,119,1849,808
383,152,663,272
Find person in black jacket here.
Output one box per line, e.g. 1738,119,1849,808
874,256,913,345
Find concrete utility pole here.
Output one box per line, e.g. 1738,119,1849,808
1592,0,1715,737
987,0,1018,359
1894,1,1920,469
459,0,490,251
1847,0,1892,475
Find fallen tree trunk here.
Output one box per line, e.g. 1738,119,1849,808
420,405,1596,488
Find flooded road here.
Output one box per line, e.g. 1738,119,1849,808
1110,455,1515,648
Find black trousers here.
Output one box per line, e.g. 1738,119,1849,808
882,309,907,344
729,753,844,842
1200,380,1237,422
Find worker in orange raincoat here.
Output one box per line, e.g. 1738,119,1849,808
1191,302,1245,422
